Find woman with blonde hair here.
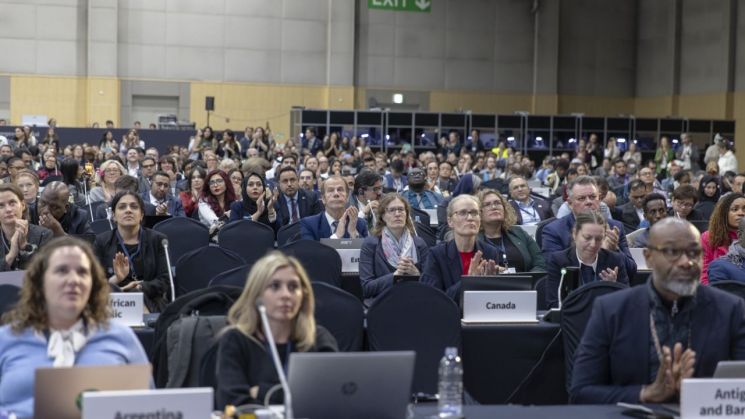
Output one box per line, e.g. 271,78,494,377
0,236,148,417
215,252,337,408
89,159,126,203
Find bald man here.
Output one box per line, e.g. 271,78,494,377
34,181,92,236
571,218,745,404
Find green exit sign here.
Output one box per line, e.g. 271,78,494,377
368,0,431,13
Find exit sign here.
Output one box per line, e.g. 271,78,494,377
368,0,431,13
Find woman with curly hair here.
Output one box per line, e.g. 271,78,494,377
198,170,237,231
0,236,148,417
700,192,745,284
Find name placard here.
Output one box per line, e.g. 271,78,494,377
462,291,538,323
321,238,364,273
82,387,213,419
423,208,439,226
109,292,144,327
681,379,745,418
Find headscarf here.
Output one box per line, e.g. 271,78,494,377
240,172,271,226
698,175,721,203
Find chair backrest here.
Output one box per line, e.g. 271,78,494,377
535,217,556,249
280,240,342,287
560,281,627,391
174,246,246,297
311,282,365,351
88,201,108,220
534,276,548,311
409,207,430,226
154,217,210,263
711,280,745,300
208,264,251,288
90,219,113,234
276,221,301,246
366,282,460,395
165,315,227,388
0,284,20,316
218,220,276,267
414,222,436,248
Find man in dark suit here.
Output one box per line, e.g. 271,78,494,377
383,159,407,192
618,179,650,233
142,171,185,217
676,132,700,171
33,181,92,236
541,176,637,277
300,175,368,240
507,176,552,225
570,218,745,404
300,126,322,156
274,167,322,227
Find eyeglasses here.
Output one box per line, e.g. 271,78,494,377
453,209,480,219
209,178,225,186
647,245,702,261
482,200,503,210
385,207,406,214
674,201,694,209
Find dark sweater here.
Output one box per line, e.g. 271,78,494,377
215,325,338,408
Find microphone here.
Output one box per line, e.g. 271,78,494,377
544,268,567,323
162,239,176,303
256,300,294,419
557,268,567,309
82,178,94,222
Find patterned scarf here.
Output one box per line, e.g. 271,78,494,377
726,241,745,266
381,227,418,269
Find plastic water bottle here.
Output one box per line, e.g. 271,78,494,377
437,347,463,418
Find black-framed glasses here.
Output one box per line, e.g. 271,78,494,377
647,245,702,261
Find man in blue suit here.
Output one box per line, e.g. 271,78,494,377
274,167,322,226
300,127,322,156
571,218,745,404
300,175,368,240
541,175,636,277
142,171,185,217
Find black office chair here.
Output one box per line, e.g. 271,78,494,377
561,281,627,391
710,280,745,300
154,217,210,263
0,284,20,316
218,220,275,267
414,222,436,247
86,201,108,221
276,221,301,246
410,207,431,226
90,219,113,234
280,240,342,287
312,282,365,351
367,281,460,395
174,246,246,297
535,217,556,249
208,264,251,288
534,276,548,311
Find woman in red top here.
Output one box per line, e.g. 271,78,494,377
701,192,745,284
179,166,206,218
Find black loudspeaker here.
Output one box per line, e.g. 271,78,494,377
205,96,215,111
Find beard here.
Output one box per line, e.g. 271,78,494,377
660,274,699,297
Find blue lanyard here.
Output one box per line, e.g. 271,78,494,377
116,229,143,279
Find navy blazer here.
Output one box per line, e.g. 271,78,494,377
299,212,369,241
708,257,745,283
570,283,745,404
541,213,637,280
274,189,322,227
383,174,408,191
140,192,185,217
421,239,499,301
509,198,552,225
359,235,431,299
544,247,631,308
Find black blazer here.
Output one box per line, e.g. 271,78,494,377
0,224,53,271
274,189,323,227
359,234,431,299
94,227,170,310
509,198,552,225
421,239,499,300
544,246,630,309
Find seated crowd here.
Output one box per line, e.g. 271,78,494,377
1,124,745,414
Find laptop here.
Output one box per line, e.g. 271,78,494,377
34,364,152,419
288,351,415,419
714,361,745,378
630,248,649,270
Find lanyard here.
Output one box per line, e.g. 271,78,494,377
649,308,692,363
116,229,143,280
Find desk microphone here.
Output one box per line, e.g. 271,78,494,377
257,299,294,419
544,268,566,323
82,178,94,222
162,239,176,303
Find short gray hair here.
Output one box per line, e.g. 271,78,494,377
447,195,480,218
567,175,598,199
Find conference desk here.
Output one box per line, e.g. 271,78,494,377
134,318,567,405
462,320,566,405
412,404,659,418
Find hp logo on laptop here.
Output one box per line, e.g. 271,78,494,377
341,381,357,396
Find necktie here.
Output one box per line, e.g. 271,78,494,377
580,264,595,285
291,198,298,223
331,220,339,237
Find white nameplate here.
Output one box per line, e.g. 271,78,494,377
533,187,551,198
109,292,144,327
462,291,538,323
0,269,24,287
423,208,439,226
321,238,363,273
82,387,213,419
681,378,745,418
